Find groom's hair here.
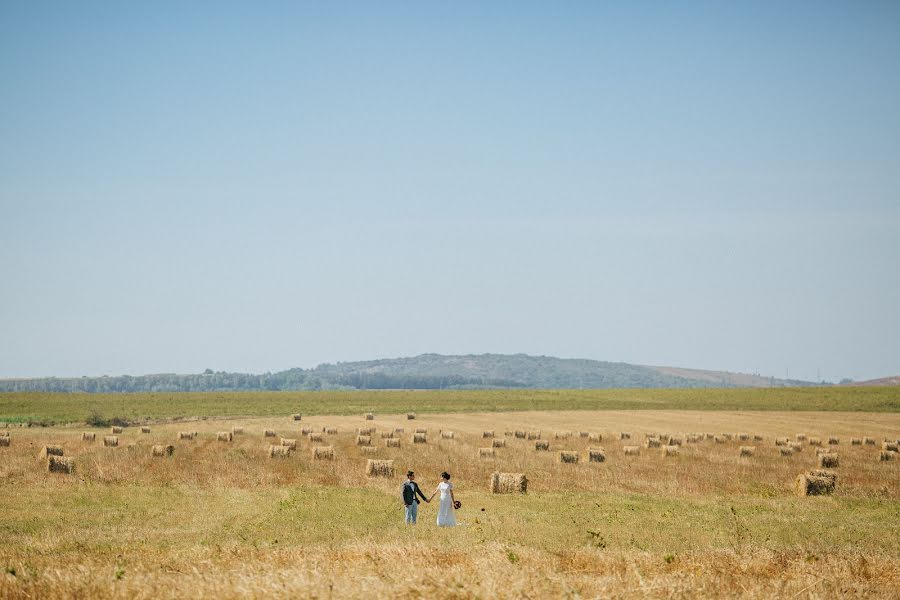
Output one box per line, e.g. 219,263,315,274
407,471,414,477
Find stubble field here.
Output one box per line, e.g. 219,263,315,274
1,391,899,599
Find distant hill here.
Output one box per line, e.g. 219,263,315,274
0,353,815,393
843,376,900,386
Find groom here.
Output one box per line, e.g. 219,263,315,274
401,470,430,524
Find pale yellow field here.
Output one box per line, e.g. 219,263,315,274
1,410,899,599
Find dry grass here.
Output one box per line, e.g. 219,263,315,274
1,409,898,598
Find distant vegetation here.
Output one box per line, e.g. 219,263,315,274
1,387,898,424
0,353,811,393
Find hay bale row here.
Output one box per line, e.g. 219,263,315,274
534,440,549,451
217,431,233,442
152,444,175,457
386,438,401,448
558,450,579,464
366,459,393,477
48,456,75,474
478,447,496,459
588,447,606,463
796,470,836,496
313,446,334,460
490,472,527,494
104,436,119,447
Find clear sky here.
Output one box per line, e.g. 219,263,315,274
1,2,898,381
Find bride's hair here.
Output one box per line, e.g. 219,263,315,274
441,471,450,480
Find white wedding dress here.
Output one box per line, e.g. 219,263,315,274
436,481,457,527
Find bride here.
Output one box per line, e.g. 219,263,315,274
429,471,457,527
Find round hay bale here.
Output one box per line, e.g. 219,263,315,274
775,437,789,446
623,445,640,456
365,459,393,477
178,431,194,440
558,450,579,464
619,432,632,440
111,426,123,434
356,435,372,446
739,446,755,457
534,440,549,451
441,431,455,440
312,446,334,460
141,426,151,434
217,431,233,442
103,436,119,447
588,447,606,463
490,472,527,494
81,432,96,441
818,453,840,468
264,429,277,438
269,444,292,458
48,456,75,474
482,430,495,438
365,413,374,421
152,444,175,457
478,447,496,459
292,414,302,421
385,438,401,448
413,433,427,444
39,445,64,459
406,413,416,420
280,438,297,449
661,445,679,457
0,437,9,447
795,470,836,496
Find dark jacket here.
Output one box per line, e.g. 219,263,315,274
401,480,428,506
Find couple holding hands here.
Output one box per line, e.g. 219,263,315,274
401,470,459,527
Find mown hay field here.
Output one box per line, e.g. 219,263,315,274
1,402,899,598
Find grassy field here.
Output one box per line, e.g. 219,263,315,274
2,386,899,424
1,408,899,598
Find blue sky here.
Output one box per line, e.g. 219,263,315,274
1,2,898,381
